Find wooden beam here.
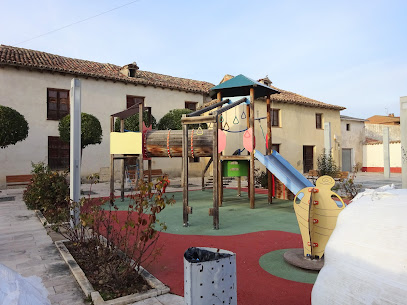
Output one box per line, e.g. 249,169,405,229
182,119,189,226
210,97,247,116
220,155,251,161
250,88,255,209
213,119,219,229
187,99,230,117
217,92,223,209
181,115,216,125
246,104,250,199
266,94,272,204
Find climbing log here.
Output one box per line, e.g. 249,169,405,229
145,129,213,158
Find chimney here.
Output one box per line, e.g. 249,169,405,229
389,113,394,117
120,62,139,77
258,76,272,87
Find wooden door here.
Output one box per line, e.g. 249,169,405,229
303,146,314,173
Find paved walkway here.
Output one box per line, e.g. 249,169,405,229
0,193,86,305
0,192,183,305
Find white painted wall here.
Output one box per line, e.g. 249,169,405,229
0,67,209,186
363,142,401,168
341,119,364,168
365,124,400,142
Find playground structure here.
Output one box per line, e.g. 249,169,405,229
108,74,346,262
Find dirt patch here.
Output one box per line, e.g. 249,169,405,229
65,241,151,301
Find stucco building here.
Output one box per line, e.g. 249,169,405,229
0,45,213,187
0,45,346,188
340,115,365,172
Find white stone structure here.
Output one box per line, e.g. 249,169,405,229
340,115,365,172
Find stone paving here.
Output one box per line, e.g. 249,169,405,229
0,194,86,305
0,192,183,305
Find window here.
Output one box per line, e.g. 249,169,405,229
185,101,198,111
346,123,350,131
127,95,144,109
47,89,69,120
48,136,70,170
271,109,280,127
316,113,323,129
271,144,280,153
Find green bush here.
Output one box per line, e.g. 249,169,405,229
23,162,69,223
317,150,340,178
0,105,29,148
157,109,207,130
114,111,156,132
255,170,268,188
58,113,102,150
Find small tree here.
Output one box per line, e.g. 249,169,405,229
58,113,103,155
0,105,29,149
157,109,206,130
114,111,156,132
317,150,340,178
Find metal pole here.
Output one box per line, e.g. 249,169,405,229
401,96,407,188
110,116,114,204
70,78,81,228
383,127,390,179
120,119,125,201
324,122,331,156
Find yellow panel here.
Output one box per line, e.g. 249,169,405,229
293,175,345,258
110,132,142,155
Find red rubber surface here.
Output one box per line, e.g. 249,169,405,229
114,210,312,305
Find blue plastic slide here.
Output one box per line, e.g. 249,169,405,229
254,150,314,196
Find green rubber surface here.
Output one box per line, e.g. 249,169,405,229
106,189,300,236
259,249,319,284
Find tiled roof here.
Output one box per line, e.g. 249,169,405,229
202,74,344,111
267,85,345,110
0,45,214,94
366,115,400,125
364,137,401,145
340,115,366,122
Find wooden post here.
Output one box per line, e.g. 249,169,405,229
249,88,255,209
110,116,115,204
182,117,189,226
237,176,241,197
138,103,144,181
266,94,272,204
148,160,152,183
217,92,223,208
147,107,152,183
213,119,219,229
120,119,125,201
246,104,250,199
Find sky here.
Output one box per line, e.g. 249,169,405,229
1,0,406,119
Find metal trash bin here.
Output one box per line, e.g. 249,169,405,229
184,247,237,305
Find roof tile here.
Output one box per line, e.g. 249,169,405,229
0,45,214,94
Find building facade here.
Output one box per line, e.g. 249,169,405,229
0,45,213,187
340,115,365,172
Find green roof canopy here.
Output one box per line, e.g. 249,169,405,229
209,74,280,99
